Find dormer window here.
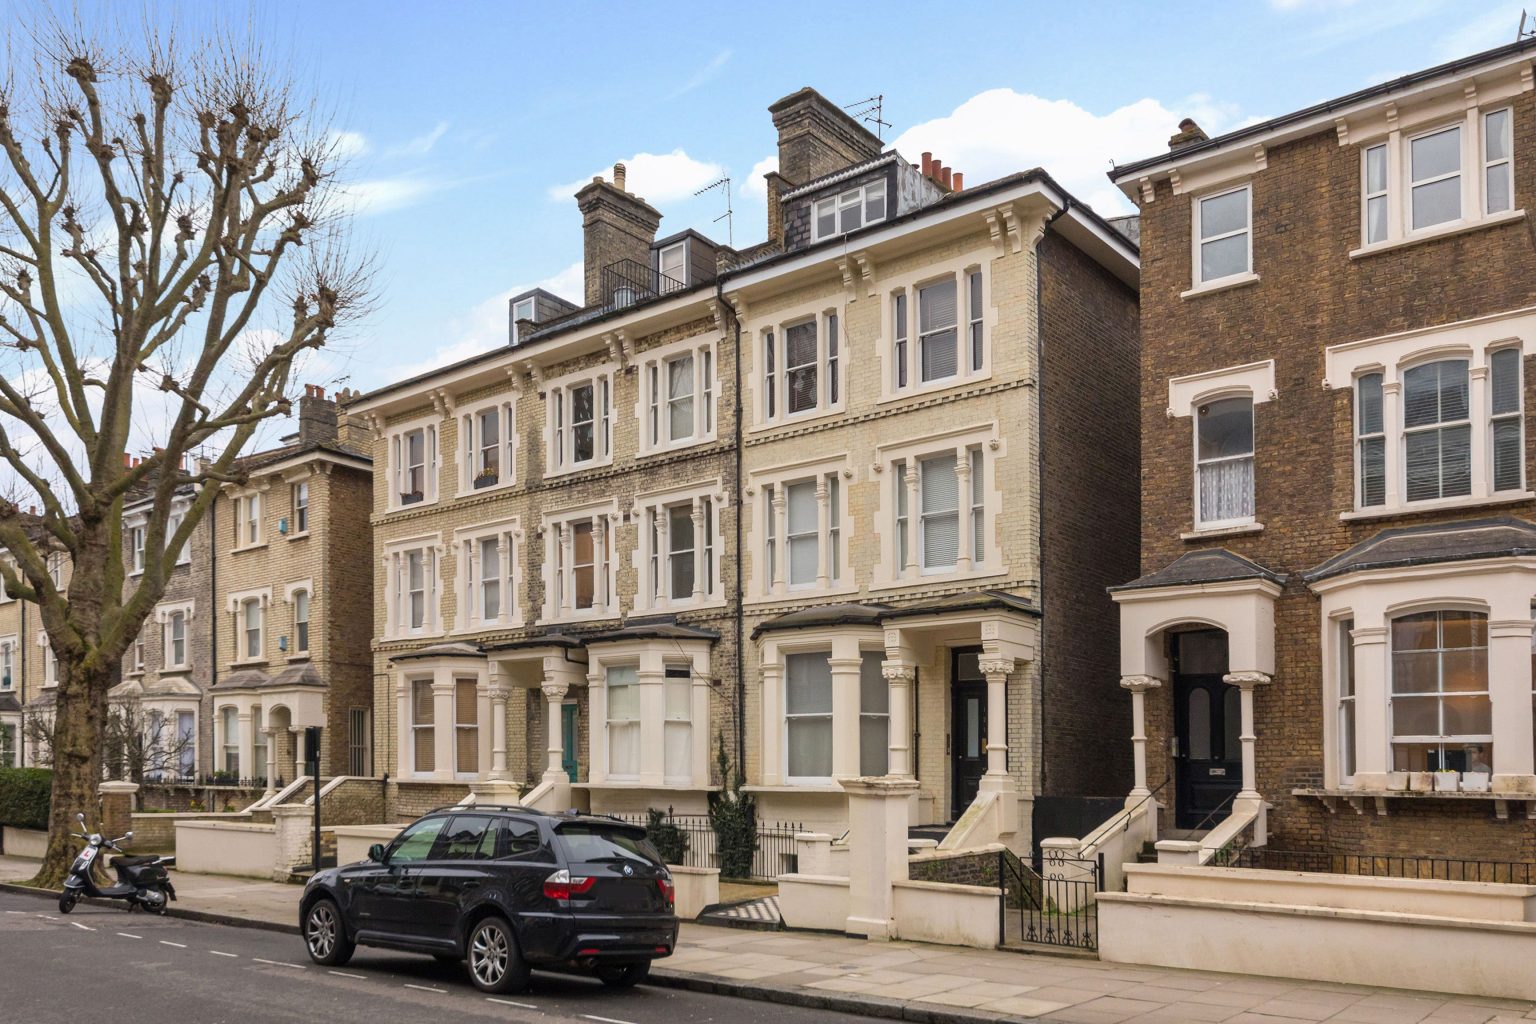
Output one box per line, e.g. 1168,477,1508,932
511,297,535,344
812,180,886,242
657,241,687,293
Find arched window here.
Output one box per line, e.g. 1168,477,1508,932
1390,609,1491,772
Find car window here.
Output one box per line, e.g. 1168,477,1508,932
441,815,493,861
387,817,446,865
504,818,547,861
555,823,663,866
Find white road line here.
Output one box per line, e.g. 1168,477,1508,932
209,950,238,958
487,997,539,1009
4,910,27,914
583,1016,639,1024
328,970,367,979
69,921,93,931
251,958,306,969
160,940,187,948
117,932,142,939
403,983,447,993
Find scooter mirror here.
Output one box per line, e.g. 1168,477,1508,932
123,831,134,841
76,812,85,824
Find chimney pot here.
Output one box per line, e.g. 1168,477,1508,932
940,166,952,189
122,452,131,468
952,172,964,191
922,152,933,175
613,162,627,192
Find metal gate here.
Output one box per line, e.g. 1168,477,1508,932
998,847,1101,951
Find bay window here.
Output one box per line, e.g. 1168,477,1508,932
177,712,195,777
664,665,692,783
221,706,238,775
461,399,516,491
455,678,479,775
785,652,833,780
606,665,640,779
412,679,435,774
1194,184,1251,285
859,652,889,777
1390,610,1492,772
1338,618,1356,781
1195,396,1255,528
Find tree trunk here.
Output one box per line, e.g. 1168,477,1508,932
33,662,109,889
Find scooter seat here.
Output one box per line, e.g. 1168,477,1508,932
112,855,158,868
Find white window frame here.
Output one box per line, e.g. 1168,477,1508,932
1336,616,1356,785
383,536,443,640
511,296,536,344
167,504,191,565
1192,393,1257,531
1401,355,1472,504
226,589,269,664
158,600,195,672
230,490,265,551
545,367,615,477
409,677,436,776
1191,183,1252,287
1407,121,1463,233
873,426,1003,591
754,302,844,428
290,480,310,535
129,524,146,574
541,504,619,623
0,636,15,689
453,676,480,778
783,648,834,785
454,519,523,633
656,240,687,292
387,415,440,511
604,663,641,782
881,253,992,401
748,458,852,601
633,483,726,612
1362,143,1389,245
282,580,313,657
810,178,888,242
459,395,518,494
41,632,55,688
638,335,717,456
1484,108,1513,217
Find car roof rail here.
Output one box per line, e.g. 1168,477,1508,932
421,803,537,816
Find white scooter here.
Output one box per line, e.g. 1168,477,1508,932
59,812,176,915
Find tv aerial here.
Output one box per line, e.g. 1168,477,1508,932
844,95,892,141
694,177,733,248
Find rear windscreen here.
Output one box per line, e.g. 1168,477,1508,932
555,824,664,866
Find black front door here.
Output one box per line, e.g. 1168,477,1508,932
1172,629,1242,829
951,648,987,820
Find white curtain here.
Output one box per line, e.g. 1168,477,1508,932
1198,457,1255,523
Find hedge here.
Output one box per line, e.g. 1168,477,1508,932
0,767,52,830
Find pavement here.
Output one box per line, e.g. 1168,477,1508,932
6,854,1536,1024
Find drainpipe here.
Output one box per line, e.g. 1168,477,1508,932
1034,195,1070,796
717,279,747,777
18,597,25,766
208,496,217,781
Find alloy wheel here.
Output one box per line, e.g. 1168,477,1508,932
307,903,337,960
470,922,509,988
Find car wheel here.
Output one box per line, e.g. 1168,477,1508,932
466,916,528,994
595,962,651,989
304,898,355,967
58,891,78,915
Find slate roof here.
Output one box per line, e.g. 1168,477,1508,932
1110,549,1287,593
584,618,719,646
1303,517,1536,584
751,590,1038,639
0,693,20,714
388,641,487,664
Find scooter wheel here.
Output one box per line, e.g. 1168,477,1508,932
58,892,78,914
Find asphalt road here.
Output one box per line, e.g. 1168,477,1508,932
0,890,856,1024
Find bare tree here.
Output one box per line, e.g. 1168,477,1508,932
0,16,369,885
24,693,194,785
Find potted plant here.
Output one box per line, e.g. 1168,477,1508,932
1385,771,1410,792
473,467,499,489
1461,770,1491,793
399,489,424,505
1433,769,1459,793
1409,771,1435,793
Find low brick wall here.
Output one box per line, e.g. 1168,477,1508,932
318,777,386,825
138,783,266,814
388,780,470,820
909,845,1036,909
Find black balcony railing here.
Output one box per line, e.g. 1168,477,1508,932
601,258,686,310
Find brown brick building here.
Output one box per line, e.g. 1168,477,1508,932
1108,40,1536,864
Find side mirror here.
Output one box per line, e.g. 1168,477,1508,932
124,831,134,842
367,843,386,864
76,813,86,825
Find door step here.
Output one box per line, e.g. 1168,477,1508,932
696,895,782,931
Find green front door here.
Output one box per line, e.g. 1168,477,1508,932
561,703,579,782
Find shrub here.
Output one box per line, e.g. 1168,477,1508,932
644,808,689,865
0,767,52,830
706,733,757,880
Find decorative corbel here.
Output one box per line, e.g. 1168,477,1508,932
726,294,749,325
1168,168,1183,195
1464,82,1479,110
852,251,876,297
982,209,1007,257
1522,63,1534,92
1385,103,1398,131
503,365,523,392
1137,176,1156,205
364,413,385,440
708,298,727,334
837,255,857,299
1000,203,1025,254
429,388,453,419
1252,144,1267,173
1333,118,1349,147
520,360,544,393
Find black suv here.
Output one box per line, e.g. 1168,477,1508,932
299,807,677,993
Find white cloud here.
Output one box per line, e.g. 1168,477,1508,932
336,175,450,216
668,49,732,100
1439,2,1525,60
329,130,369,160
891,89,1247,216
389,121,451,158
548,150,726,205
740,154,777,201
382,261,584,383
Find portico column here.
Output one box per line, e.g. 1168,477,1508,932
882,663,915,777
1120,675,1163,796
542,682,569,783
263,729,279,796
1350,626,1389,788
487,682,511,782
829,638,863,780
1224,671,1271,799
431,672,455,781
237,711,254,784
955,448,973,574
1488,617,1535,793
978,658,1014,777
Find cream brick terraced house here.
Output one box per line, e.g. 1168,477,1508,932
348,87,1141,852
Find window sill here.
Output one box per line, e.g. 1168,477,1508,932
637,435,716,460
286,532,310,541
747,584,860,607
1295,786,1532,803
230,543,268,555
1349,209,1526,259
229,659,268,669
868,566,1010,593
1340,490,1535,522
460,479,516,498
748,405,848,436
878,371,995,407
636,596,729,615
451,620,527,637
544,610,622,627
573,782,722,792
542,460,614,482
742,783,845,795
286,653,311,663
1180,271,1260,301
1182,522,1264,542
383,630,446,644
387,499,439,514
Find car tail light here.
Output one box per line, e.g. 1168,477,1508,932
543,869,596,901
657,877,675,907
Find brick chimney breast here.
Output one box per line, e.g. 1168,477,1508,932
297,387,338,445
768,87,884,188
1168,117,1209,151
575,172,664,307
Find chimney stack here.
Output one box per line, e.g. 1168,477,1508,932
297,384,339,445
1168,118,1209,151
768,87,884,188
575,164,663,307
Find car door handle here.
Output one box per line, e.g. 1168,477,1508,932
461,881,480,891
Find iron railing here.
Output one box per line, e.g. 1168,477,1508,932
615,807,802,883
600,258,686,309
999,847,1101,951
1233,848,1536,884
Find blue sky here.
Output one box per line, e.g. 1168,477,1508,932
115,1,1536,393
